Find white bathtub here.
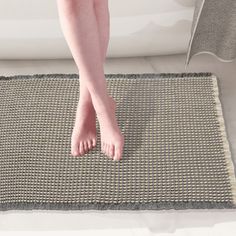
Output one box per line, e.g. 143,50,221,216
0,0,195,59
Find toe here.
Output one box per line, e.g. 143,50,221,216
101,142,105,154
106,143,111,158
114,145,122,161
87,140,92,150
103,143,107,156
105,144,110,157
109,144,115,159
104,143,108,156
83,141,88,153
74,143,80,156
71,142,79,156
79,141,84,155
106,144,113,159
92,138,96,147
71,147,79,157
104,143,107,155
71,136,79,156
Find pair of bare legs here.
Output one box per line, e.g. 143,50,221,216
56,0,124,161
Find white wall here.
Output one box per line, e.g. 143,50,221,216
0,0,195,59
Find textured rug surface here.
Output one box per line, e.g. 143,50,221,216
0,72,236,211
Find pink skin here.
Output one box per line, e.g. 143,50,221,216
56,0,124,160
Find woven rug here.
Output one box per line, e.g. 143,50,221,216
0,72,236,211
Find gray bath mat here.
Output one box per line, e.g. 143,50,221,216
0,72,236,211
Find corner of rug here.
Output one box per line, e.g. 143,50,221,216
211,74,236,207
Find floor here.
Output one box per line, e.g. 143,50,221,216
0,53,236,233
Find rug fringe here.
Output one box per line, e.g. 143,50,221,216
211,74,236,206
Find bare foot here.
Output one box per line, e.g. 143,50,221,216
71,101,97,157
71,96,119,158
96,96,124,161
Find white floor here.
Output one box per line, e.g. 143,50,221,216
0,53,236,234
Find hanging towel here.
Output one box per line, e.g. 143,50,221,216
185,0,236,67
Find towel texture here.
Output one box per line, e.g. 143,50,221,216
186,0,236,66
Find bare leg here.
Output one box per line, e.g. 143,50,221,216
70,0,112,157
56,0,124,160
77,0,111,113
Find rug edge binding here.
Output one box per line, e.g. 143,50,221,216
211,74,236,206
0,201,235,211
0,72,213,80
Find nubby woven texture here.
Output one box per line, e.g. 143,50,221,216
0,72,236,211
